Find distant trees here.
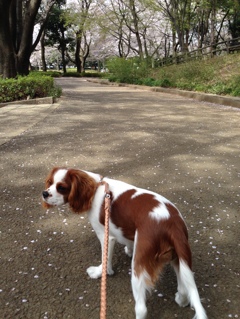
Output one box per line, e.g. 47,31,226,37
96,0,168,60
92,0,240,61
143,0,240,55
63,0,95,73
1,0,240,79
228,0,240,39
43,1,74,73
40,0,96,73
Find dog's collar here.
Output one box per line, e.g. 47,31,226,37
98,175,111,199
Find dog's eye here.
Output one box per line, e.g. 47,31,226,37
57,185,66,192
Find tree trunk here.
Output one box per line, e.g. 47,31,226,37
41,32,47,71
16,53,31,75
75,33,82,73
60,27,67,74
61,46,67,74
16,0,42,75
0,0,53,78
129,0,143,59
0,45,17,78
210,0,217,56
0,0,17,78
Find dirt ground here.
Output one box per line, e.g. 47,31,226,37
0,78,239,319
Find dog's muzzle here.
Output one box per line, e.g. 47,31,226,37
42,191,50,199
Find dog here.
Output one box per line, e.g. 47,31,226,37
42,167,207,319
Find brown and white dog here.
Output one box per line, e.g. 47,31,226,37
42,167,207,319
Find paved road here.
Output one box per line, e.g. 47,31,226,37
0,78,239,319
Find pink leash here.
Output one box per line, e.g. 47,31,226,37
99,179,111,319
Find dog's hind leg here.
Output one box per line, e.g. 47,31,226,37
131,231,154,319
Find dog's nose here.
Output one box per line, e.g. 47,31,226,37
42,191,49,199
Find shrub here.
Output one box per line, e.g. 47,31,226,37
141,78,156,86
228,75,240,96
156,78,172,87
63,72,82,77
0,73,62,103
106,57,173,88
107,58,135,83
83,72,105,78
31,70,62,78
61,71,104,78
107,57,149,84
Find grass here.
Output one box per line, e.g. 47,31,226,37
151,53,240,96
106,53,240,97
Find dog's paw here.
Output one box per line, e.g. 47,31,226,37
87,265,102,279
175,292,189,307
86,265,114,278
107,267,114,276
124,246,133,257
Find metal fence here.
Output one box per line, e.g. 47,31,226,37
158,37,240,66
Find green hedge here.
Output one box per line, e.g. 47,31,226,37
62,71,104,77
0,73,62,103
31,70,62,78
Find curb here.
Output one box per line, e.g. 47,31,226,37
0,96,54,108
151,87,240,109
87,78,240,109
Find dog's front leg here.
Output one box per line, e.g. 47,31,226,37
87,235,116,279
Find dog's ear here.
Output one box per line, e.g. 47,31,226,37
67,170,97,213
42,201,53,209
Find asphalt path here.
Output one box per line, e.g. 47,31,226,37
0,78,239,319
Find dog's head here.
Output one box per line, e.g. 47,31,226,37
42,167,97,213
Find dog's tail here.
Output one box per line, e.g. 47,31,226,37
178,259,208,319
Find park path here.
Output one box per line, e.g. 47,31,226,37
0,78,239,319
